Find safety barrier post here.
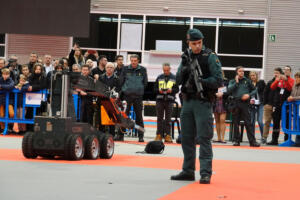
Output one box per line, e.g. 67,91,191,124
280,101,300,147
0,89,48,135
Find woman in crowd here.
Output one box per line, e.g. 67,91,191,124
28,63,47,92
213,71,229,143
68,43,85,70
249,71,265,138
26,63,47,131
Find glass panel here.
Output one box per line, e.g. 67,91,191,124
0,34,5,44
74,14,118,49
219,56,262,68
120,15,143,51
218,19,264,54
145,16,191,51
193,18,216,51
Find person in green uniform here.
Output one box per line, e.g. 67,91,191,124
170,29,222,184
227,66,260,147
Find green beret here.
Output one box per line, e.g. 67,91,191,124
187,29,204,41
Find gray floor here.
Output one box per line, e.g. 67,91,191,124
1,124,300,200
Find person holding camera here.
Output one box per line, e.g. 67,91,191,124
267,67,293,145
68,43,85,70
170,29,222,184
154,63,179,143
227,66,260,147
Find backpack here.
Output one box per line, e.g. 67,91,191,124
144,141,165,154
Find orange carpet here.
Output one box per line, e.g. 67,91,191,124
1,148,300,200
160,160,300,200
0,149,184,169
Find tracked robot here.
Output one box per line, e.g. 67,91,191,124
22,71,144,160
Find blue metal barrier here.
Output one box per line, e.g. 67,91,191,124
280,101,300,147
127,105,137,136
0,89,48,135
72,94,81,121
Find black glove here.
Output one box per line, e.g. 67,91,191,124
181,48,191,66
182,66,190,76
181,53,189,66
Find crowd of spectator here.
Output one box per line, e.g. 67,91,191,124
0,44,299,147
0,44,148,143
214,65,300,147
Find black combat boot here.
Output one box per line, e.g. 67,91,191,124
267,131,279,145
171,171,195,181
200,175,211,184
138,135,144,142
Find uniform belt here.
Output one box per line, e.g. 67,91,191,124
182,93,207,101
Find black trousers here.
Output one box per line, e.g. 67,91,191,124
271,106,282,142
124,95,144,137
156,100,173,136
80,96,93,126
232,101,257,144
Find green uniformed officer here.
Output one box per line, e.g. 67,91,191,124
170,29,222,184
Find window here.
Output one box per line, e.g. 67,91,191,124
120,15,143,51
120,15,143,64
145,16,190,51
218,19,264,55
0,34,5,57
193,18,216,51
74,14,118,49
219,56,263,68
74,13,266,80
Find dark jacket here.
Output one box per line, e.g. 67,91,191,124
270,78,291,107
99,73,120,92
115,65,124,77
0,77,15,105
263,78,276,106
228,77,256,100
27,62,37,73
154,73,179,102
68,49,85,71
176,47,223,101
29,73,47,92
120,64,148,97
48,71,63,95
253,79,266,104
92,67,106,78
